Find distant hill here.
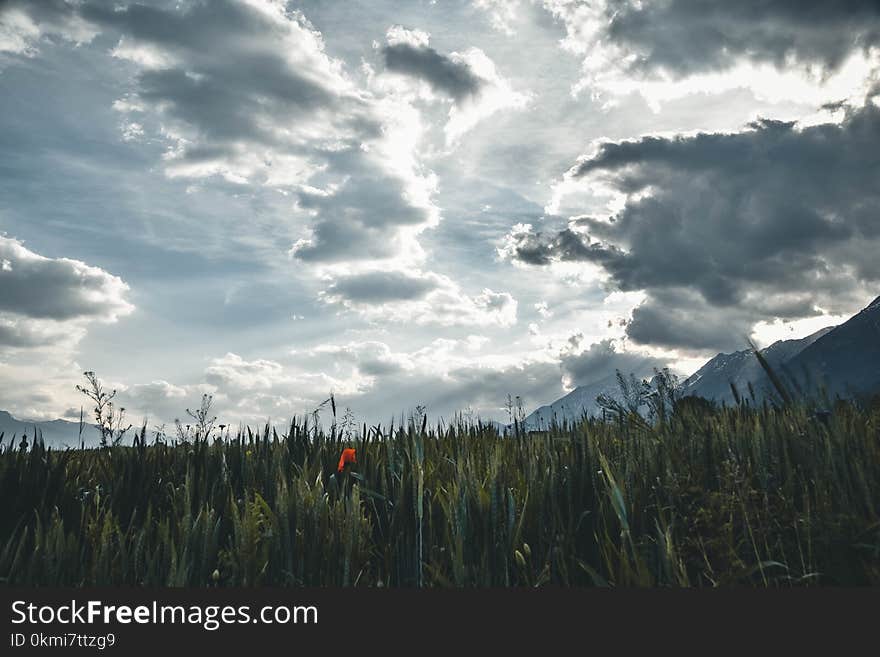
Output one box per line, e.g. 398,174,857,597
0,410,101,449
523,371,623,429
525,294,880,424
784,295,880,399
678,327,833,404
680,294,880,404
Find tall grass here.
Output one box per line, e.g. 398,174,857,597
1,398,878,586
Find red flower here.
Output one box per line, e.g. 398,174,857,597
337,448,357,473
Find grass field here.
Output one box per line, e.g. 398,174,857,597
1,396,878,587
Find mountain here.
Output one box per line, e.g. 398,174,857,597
525,294,880,423
678,326,833,404
523,371,620,429
0,410,101,449
784,295,880,399
680,294,880,404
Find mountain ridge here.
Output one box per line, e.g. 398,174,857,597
0,410,100,448
678,326,833,404
525,294,880,425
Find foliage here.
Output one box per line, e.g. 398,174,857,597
75,371,131,448
0,397,878,587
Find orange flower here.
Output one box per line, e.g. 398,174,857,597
337,448,357,473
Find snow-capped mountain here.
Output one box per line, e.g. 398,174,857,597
681,295,880,404
522,371,624,429
678,327,833,404
525,294,880,424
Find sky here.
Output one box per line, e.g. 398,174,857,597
1,0,879,428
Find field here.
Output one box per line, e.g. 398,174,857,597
1,397,878,587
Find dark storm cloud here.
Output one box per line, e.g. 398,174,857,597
78,0,290,51
603,0,880,76
382,41,483,100
506,102,880,351
507,226,618,266
624,290,758,352
559,338,664,387
134,63,333,147
1,0,68,21
324,271,439,303
0,322,53,348
291,147,436,264
2,0,433,269
3,0,375,159
81,1,431,269
0,0,84,40
88,0,372,153
0,236,132,322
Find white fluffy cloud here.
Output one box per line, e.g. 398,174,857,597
541,0,880,110
6,2,524,324
473,0,522,36
0,235,133,349
378,25,531,144
93,336,568,426
0,1,96,57
320,268,517,327
5,1,440,278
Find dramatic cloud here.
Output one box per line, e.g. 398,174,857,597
0,317,70,349
115,379,192,422
204,352,292,392
0,236,133,348
601,0,880,76
84,0,364,144
0,0,96,57
0,236,132,321
504,102,880,351
110,338,564,425
382,26,483,101
288,147,438,265
296,336,565,421
501,224,602,267
3,0,878,424
624,290,760,352
4,1,525,328
0,237,133,420
379,26,530,143
473,0,521,36
321,269,518,327
88,0,388,198
323,270,440,304
542,0,880,106
4,0,441,272
198,351,368,423
308,341,416,377
559,338,665,387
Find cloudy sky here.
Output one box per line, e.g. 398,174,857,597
1,0,879,427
